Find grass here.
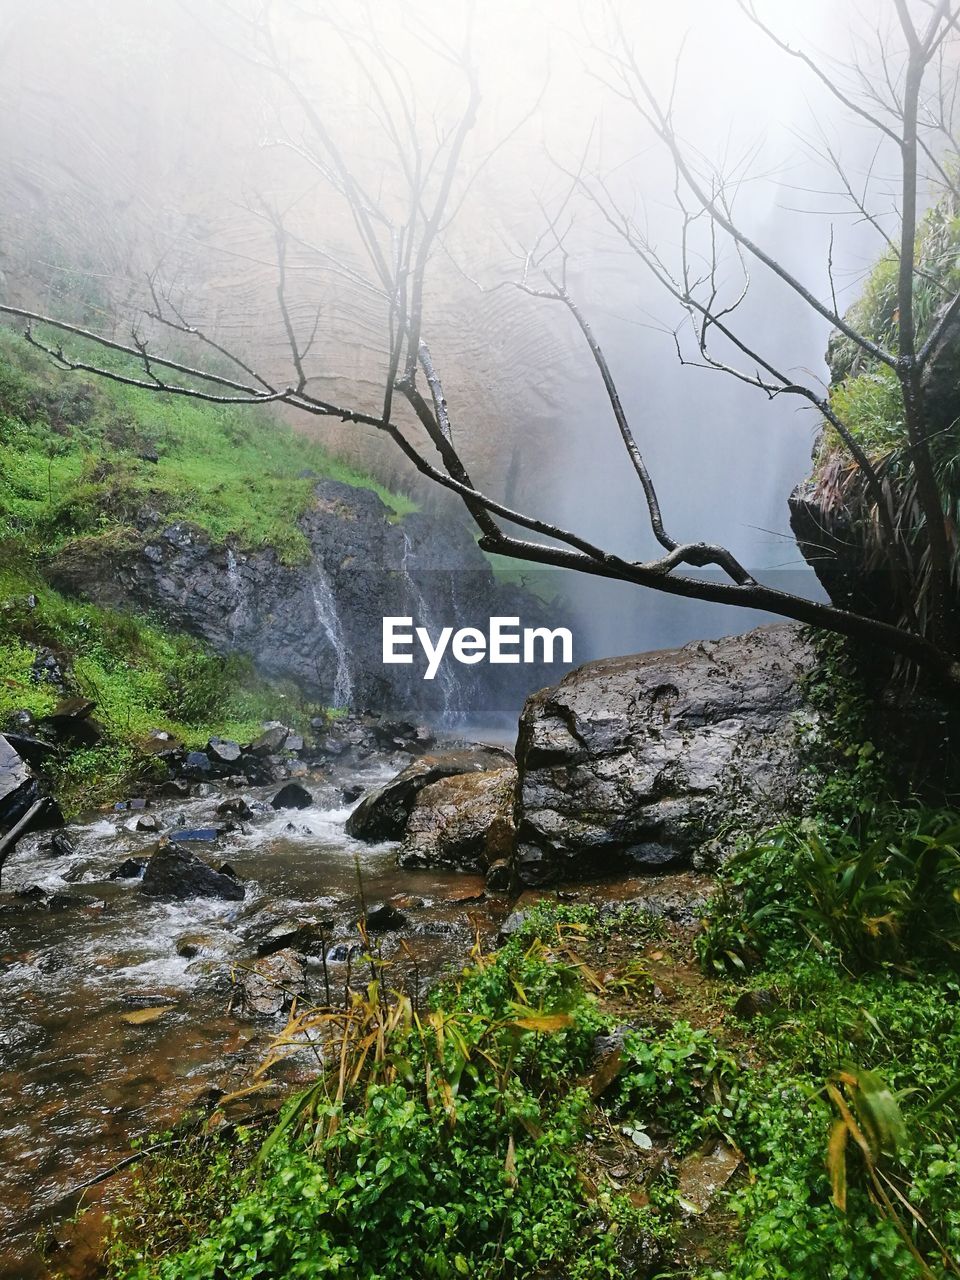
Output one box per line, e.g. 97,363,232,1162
0,327,417,566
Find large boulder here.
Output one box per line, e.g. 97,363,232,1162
514,624,815,885
345,745,514,842
398,767,517,872
0,735,40,833
139,843,245,901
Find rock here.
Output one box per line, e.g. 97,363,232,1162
109,856,149,879
514,624,815,885
498,910,529,941
254,917,334,958
167,826,227,843
175,932,221,959
207,738,242,765
45,698,102,746
341,784,364,805
45,831,76,858
284,733,304,753
346,745,515,842
231,948,306,1018
135,814,161,833
733,989,780,1020
156,779,192,799
677,1140,742,1214
485,859,514,893
30,648,65,689
364,901,408,932
181,751,212,779
2,731,56,769
249,725,289,755
0,733,41,831
398,767,517,872
140,844,245,901
270,782,313,811
216,796,255,821
7,709,35,732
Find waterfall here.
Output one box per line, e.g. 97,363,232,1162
310,566,354,708
400,529,462,725
225,547,250,641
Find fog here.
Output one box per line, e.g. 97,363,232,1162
0,0,925,661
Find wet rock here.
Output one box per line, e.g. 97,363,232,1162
485,859,514,893
0,733,40,832
135,814,161,833
2,731,56,769
45,698,103,746
341,784,364,805
181,751,212,779
45,831,76,858
140,844,245,901
231,948,306,1019
398,766,517,873
115,797,149,811
249,725,289,755
109,857,148,880
284,733,304,753
271,782,313,811
733,989,780,1021
176,932,222,959
364,901,407,932
207,738,242,766
677,1140,742,1214
326,942,362,964
156,779,192,799
254,918,334,958
168,826,227,843
216,796,255,821
346,746,515,843
515,624,816,885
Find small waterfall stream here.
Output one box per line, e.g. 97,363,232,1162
400,530,463,725
310,566,354,708
225,547,251,642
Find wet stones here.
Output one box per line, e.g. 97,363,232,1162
398,767,517,874
230,948,306,1018
139,843,245,901
109,856,148,880
207,738,242,766
514,623,816,885
270,782,313,811
346,745,514,842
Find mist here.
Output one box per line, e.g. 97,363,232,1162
0,0,916,661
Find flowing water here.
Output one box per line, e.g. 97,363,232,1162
0,751,505,1277
309,568,354,709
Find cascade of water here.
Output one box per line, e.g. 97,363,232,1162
310,566,354,708
225,548,249,641
400,529,463,725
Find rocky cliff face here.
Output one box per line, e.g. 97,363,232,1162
513,624,815,886
48,479,563,721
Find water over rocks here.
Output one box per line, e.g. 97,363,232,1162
345,745,515,842
48,478,562,718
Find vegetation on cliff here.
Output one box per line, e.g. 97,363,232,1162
0,328,416,808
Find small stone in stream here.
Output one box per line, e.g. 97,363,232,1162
182,751,212,779
135,814,161,833
109,857,148,880
61,863,86,883
230,948,306,1019
207,738,242,765
388,894,425,911
195,783,218,799
140,844,245,901
167,826,226,843
284,733,304,753
341,784,364,805
326,942,361,964
15,884,47,901
733,989,780,1020
485,859,513,893
156,779,191,799
45,832,76,858
286,759,308,778
176,933,219,959
364,901,407,932
249,725,288,755
271,782,313,811
255,918,334,958
217,862,240,880
216,797,254,821
46,892,92,912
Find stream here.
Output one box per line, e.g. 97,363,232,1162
0,741,708,1278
